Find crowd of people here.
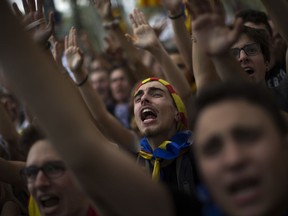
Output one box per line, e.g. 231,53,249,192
0,0,288,215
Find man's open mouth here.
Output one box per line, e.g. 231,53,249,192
141,108,157,122
227,177,261,206
243,67,255,75
38,195,60,208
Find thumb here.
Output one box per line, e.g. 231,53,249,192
124,33,136,43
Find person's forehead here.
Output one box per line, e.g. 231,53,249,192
195,100,274,141
137,81,169,93
26,140,62,166
232,34,255,48
90,71,109,80
110,68,125,78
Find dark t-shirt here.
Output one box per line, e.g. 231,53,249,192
270,73,288,112
266,61,286,88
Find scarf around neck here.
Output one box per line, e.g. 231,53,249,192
139,130,192,181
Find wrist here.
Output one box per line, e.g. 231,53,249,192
168,7,184,19
146,42,162,53
75,72,89,87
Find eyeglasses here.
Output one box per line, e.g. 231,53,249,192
230,43,261,59
21,161,66,183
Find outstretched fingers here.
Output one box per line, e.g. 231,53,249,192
129,12,138,30
211,0,225,21
72,28,78,48
12,3,23,17
22,0,30,14
137,9,148,25
37,0,44,17
28,0,36,12
228,18,244,45
47,12,55,30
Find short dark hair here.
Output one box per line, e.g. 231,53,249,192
236,9,273,37
242,26,271,63
19,125,46,158
193,82,288,136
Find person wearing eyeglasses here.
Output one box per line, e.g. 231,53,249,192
23,136,100,216
230,26,271,85
230,26,288,112
190,0,288,113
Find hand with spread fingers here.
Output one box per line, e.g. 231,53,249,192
12,0,55,45
125,9,160,50
64,27,84,73
189,0,243,56
90,0,113,21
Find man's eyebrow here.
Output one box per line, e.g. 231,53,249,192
148,87,166,93
134,87,166,98
134,89,143,98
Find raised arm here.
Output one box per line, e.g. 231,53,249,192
0,157,26,189
0,101,22,160
126,9,194,124
91,0,152,81
184,0,220,93
261,0,288,44
190,0,246,82
64,27,139,153
0,2,174,216
162,0,192,70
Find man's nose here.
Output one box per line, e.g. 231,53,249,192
34,170,50,188
140,93,150,105
238,49,248,62
222,142,248,172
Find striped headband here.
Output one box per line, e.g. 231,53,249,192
134,77,188,131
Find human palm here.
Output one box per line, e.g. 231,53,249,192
127,9,159,50
133,25,158,49
64,27,83,73
65,48,83,72
189,0,243,56
12,0,54,45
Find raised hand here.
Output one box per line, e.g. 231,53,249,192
189,0,243,56
90,0,113,21
125,9,159,50
64,27,84,73
50,36,64,67
12,0,55,45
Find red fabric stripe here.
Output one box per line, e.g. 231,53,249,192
165,84,176,94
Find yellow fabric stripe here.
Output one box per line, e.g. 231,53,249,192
28,196,41,216
152,159,160,181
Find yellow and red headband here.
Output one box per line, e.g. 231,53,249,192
134,77,188,131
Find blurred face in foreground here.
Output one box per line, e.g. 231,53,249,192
26,140,89,216
194,99,288,216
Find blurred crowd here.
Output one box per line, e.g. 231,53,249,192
0,0,288,216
